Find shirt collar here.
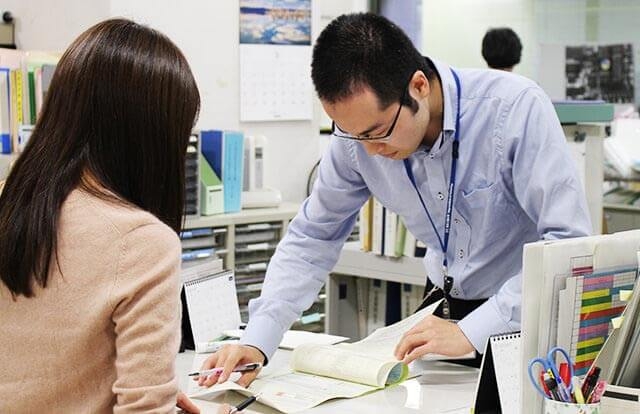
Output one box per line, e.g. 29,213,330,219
426,57,459,137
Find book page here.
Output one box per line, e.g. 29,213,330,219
350,299,443,357
290,343,405,387
190,300,440,413
190,366,376,414
286,300,442,387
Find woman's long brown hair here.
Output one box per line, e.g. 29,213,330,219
0,19,200,297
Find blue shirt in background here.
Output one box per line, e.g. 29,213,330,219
240,59,592,358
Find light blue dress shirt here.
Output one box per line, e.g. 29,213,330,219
240,59,592,358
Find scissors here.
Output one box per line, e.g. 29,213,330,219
527,346,574,400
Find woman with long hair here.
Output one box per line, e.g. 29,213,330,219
0,19,200,412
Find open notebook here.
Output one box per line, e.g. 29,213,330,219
189,300,442,413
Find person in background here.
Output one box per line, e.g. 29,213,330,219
195,12,590,387
0,19,201,413
481,27,522,71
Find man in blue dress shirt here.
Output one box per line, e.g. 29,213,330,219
199,13,591,386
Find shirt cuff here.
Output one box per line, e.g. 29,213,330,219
239,314,286,362
456,296,514,353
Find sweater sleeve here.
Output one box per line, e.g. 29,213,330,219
110,222,182,413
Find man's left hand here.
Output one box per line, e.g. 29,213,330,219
394,315,475,364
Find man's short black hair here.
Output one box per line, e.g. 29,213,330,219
311,12,435,111
481,27,522,70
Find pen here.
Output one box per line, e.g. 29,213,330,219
571,376,585,404
582,366,601,400
229,393,261,414
587,380,607,404
544,373,562,401
188,362,262,377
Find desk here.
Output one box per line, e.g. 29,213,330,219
176,350,477,414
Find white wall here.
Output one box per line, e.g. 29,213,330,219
2,0,109,50
422,0,536,79
5,0,367,203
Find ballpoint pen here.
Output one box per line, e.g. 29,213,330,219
188,362,262,377
229,393,261,414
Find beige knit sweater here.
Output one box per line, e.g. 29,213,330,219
0,189,182,413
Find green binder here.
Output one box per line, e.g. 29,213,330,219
200,154,224,216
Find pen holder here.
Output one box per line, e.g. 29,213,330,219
544,399,601,414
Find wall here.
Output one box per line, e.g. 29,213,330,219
422,0,536,79
421,0,640,106
1,0,109,50
4,0,367,203
536,0,640,107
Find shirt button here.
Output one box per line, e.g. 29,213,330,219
452,288,460,296
454,218,460,224
429,153,435,159
458,249,464,259
437,192,444,200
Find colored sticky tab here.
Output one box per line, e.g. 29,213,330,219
611,316,624,329
620,290,633,302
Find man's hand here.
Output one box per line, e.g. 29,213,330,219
176,391,200,413
394,315,475,364
196,344,265,388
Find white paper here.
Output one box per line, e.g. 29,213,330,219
222,329,349,350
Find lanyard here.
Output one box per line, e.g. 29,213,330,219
403,69,461,317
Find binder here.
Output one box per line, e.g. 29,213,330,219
359,197,373,252
367,279,387,334
201,130,244,213
0,68,10,153
474,332,522,414
383,210,398,257
199,154,224,216
371,199,384,255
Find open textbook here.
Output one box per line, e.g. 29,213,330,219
189,300,442,413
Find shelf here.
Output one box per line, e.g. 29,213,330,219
332,241,426,286
605,175,640,183
179,202,316,331
604,203,640,213
184,202,299,229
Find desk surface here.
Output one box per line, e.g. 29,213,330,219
177,350,477,414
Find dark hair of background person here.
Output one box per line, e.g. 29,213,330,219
481,27,522,70
312,12,436,113
0,18,200,297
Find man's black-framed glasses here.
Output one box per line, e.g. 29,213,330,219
331,85,407,142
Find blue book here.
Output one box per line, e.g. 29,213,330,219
201,130,244,213
0,68,11,154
